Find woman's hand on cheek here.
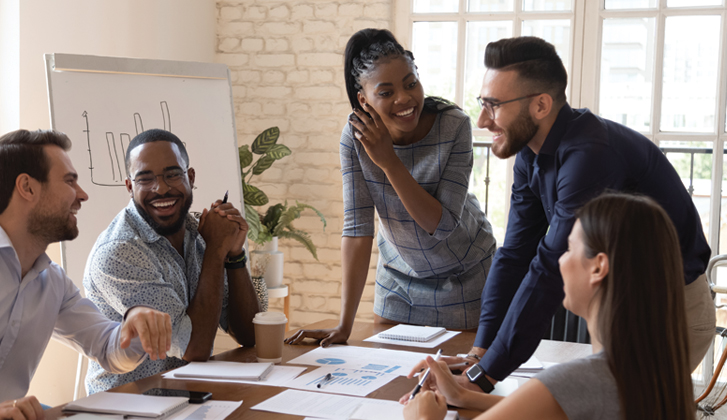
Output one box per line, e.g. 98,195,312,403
350,105,399,171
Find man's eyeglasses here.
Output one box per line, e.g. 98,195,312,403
476,93,542,119
131,168,187,190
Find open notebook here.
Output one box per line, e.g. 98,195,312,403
377,325,447,342
63,392,189,419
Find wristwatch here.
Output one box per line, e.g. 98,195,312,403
466,363,495,393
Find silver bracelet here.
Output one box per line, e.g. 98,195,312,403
457,353,482,361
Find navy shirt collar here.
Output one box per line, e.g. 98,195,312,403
538,103,574,156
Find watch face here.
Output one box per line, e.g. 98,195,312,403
467,364,483,380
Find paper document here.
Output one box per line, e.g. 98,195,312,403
156,400,241,420
364,330,460,348
491,377,519,396
510,361,558,378
162,365,306,386
287,345,433,376
253,389,458,420
168,360,273,381
285,366,398,396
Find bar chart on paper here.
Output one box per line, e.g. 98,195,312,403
287,345,433,376
285,366,398,396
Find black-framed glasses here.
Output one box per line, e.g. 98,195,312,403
476,93,542,119
131,168,187,190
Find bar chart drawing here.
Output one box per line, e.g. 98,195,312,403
82,101,171,186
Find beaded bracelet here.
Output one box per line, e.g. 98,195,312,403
224,250,247,269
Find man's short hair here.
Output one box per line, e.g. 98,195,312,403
0,129,72,215
485,36,568,106
125,129,189,177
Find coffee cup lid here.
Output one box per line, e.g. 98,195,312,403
253,311,287,324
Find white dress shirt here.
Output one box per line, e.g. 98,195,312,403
0,226,146,400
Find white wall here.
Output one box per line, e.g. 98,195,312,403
2,0,216,406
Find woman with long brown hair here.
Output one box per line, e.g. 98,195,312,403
404,192,695,420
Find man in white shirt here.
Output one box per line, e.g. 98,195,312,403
0,129,173,420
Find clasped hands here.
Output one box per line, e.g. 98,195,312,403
197,199,248,260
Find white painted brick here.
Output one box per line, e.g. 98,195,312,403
279,132,307,148
289,294,302,308
312,35,338,51
254,54,295,67
217,53,249,67
219,6,243,20
358,301,374,314
218,38,240,52
304,167,331,182
303,295,327,310
232,85,247,98
236,70,261,83
269,5,290,19
291,4,314,20
314,3,338,18
298,53,341,67
259,166,283,180
249,86,292,99
243,5,267,20
310,70,334,84
229,71,239,83
294,86,341,100
218,22,253,36
315,247,341,263
338,3,363,16
291,310,335,327
291,37,314,52
293,279,330,294
262,70,285,83
364,3,389,18
265,38,289,52
286,262,304,277
262,102,286,115
286,70,309,84
239,102,262,115
303,263,341,280
294,151,340,166
240,38,264,51
261,22,301,36
351,20,382,33
304,21,336,34
326,297,342,313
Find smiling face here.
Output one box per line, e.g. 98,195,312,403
28,145,88,243
125,141,194,238
477,69,539,159
357,56,426,141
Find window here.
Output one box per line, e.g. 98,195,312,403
395,0,727,385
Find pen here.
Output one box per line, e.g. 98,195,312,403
221,190,228,204
317,373,333,388
409,349,442,401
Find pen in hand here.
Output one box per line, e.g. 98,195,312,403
409,349,443,401
221,190,228,204
317,373,333,388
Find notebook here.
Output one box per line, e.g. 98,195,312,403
63,392,189,418
171,360,274,381
377,325,447,342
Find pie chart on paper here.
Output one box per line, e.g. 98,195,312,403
316,358,346,365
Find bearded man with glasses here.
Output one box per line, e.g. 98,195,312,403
434,36,714,394
83,129,260,393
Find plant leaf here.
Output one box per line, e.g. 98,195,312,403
238,145,253,169
266,144,291,160
295,201,327,231
272,204,301,237
278,227,318,260
252,155,275,175
251,127,280,154
243,184,268,206
244,204,261,242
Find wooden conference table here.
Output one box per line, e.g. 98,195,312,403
48,320,592,420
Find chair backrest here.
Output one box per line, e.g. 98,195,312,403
544,304,590,344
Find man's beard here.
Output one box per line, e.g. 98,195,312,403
135,193,194,237
28,205,78,243
492,104,539,159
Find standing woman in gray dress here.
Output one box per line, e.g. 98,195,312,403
286,28,496,346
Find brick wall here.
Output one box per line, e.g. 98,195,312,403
215,1,393,329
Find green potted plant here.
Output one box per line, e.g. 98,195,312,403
239,127,326,288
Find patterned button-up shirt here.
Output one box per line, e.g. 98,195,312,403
83,201,229,393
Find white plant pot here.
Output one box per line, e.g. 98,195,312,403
251,237,284,289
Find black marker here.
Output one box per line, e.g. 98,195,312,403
317,373,333,388
222,190,228,204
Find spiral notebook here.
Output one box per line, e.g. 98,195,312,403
377,325,447,342
63,392,189,419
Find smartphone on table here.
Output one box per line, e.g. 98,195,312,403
142,388,212,404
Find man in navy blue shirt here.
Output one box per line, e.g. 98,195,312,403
457,36,714,392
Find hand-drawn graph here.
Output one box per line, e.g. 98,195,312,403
82,101,171,186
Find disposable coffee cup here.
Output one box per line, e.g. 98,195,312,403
252,311,287,363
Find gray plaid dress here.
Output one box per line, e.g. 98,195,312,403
340,102,496,329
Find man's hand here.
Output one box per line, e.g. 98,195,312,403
0,397,44,420
197,202,242,259
121,306,172,361
284,325,350,347
402,391,447,420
